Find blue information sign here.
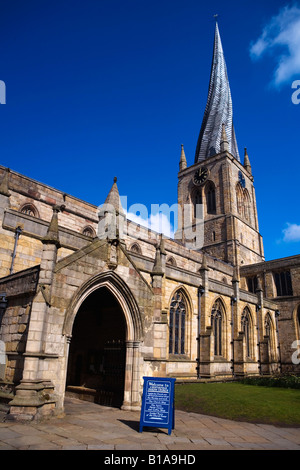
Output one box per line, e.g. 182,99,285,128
139,377,176,435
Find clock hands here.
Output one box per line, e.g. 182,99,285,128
194,167,209,185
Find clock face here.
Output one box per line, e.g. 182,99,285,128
194,167,209,186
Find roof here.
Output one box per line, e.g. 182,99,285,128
194,23,240,163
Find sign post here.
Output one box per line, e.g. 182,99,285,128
139,377,176,435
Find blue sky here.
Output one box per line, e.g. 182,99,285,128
0,0,299,261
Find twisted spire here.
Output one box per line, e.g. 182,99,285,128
195,23,240,163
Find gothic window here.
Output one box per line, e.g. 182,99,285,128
193,189,203,219
130,243,142,254
169,290,186,355
205,182,216,215
211,299,224,356
20,203,38,217
166,256,176,267
83,226,95,238
264,313,276,361
241,308,253,358
236,184,251,223
247,276,258,294
243,189,251,223
274,271,293,297
236,184,243,217
265,314,271,337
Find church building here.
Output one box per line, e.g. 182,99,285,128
0,24,299,421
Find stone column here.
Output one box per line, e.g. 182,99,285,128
8,206,60,421
131,341,141,409
256,276,264,376
199,253,213,378
122,341,141,411
122,341,133,410
234,332,246,376
231,266,239,377
151,238,167,371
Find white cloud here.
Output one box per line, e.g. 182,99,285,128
282,223,300,242
126,210,175,238
250,4,300,86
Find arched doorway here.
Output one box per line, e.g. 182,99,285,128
66,287,127,408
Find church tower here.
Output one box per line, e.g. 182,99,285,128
177,23,264,266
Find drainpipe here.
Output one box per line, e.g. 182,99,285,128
0,293,8,327
10,226,22,275
256,303,262,375
275,310,282,374
231,295,237,377
196,285,205,379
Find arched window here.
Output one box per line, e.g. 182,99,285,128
166,256,176,267
211,299,224,356
193,190,203,219
20,203,38,217
236,184,251,223
265,313,276,361
241,308,253,358
205,182,216,215
243,189,251,223
274,271,293,297
130,243,142,254
82,226,95,238
169,290,187,355
247,276,258,294
236,184,244,217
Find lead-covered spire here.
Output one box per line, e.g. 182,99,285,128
195,23,240,163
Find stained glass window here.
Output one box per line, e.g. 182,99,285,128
211,300,223,356
169,291,186,355
274,271,293,297
206,182,216,214
241,309,252,358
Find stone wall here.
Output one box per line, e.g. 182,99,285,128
240,256,300,372
0,266,39,385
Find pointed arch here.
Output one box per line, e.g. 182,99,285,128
236,183,244,218
243,188,251,223
205,181,216,215
82,226,96,238
63,271,143,342
168,286,193,356
241,306,254,358
166,256,177,267
129,242,142,255
264,312,276,361
62,271,144,410
191,186,203,220
20,203,39,218
236,183,252,223
211,297,227,357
